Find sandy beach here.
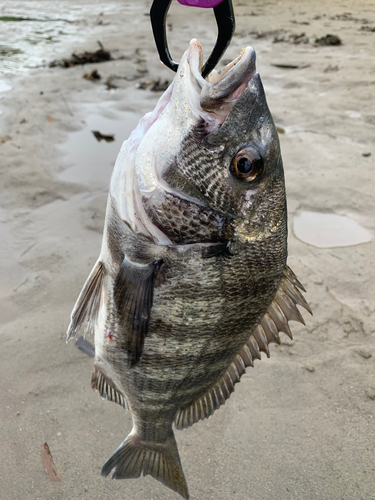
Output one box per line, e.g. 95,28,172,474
1,1,375,499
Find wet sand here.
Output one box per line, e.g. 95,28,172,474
1,1,374,499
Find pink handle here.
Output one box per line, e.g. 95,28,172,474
177,0,224,7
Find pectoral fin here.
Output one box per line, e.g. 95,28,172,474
114,257,162,366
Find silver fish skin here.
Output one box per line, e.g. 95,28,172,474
67,39,311,500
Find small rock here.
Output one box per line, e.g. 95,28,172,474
315,34,342,46
0,135,12,145
281,339,295,346
304,364,315,373
136,79,170,91
362,152,371,157
273,32,310,44
313,278,323,285
324,64,339,72
57,432,62,437
357,349,372,359
365,388,375,400
92,130,115,143
83,69,101,81
105,76,119,90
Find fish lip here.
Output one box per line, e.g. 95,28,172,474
187,39,256,107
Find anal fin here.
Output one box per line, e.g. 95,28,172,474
175,265,312,431
66,260,104,341
91,365,128,409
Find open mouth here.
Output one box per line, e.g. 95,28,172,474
130,39,257,139
187,39,256,117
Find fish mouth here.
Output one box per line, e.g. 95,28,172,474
186,39,256,121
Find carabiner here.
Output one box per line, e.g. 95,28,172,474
150,0,235,78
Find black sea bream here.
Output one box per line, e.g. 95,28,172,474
67,39,311,499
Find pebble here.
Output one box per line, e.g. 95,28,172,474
281,339,295,346
0,135,12,144
365,388,375,400
356,349,372,359
304,364,315,373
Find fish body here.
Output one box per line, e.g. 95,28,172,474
67,40,311,499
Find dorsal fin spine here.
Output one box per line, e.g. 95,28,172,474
235,355,246,373
253,324,270,357
248,336,261,360
240,344,253,367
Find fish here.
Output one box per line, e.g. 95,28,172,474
66,39,311,500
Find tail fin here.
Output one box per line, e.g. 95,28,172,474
101,431,189,500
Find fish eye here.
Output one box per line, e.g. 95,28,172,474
230,148,263,182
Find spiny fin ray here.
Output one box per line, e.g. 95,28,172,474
91,365,128,409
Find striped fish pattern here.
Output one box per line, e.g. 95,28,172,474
67,40,311,499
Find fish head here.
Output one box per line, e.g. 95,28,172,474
112,39,286,246
165,38,284,216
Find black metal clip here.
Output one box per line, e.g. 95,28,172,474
150,0,235,78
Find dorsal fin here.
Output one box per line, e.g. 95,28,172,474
66,260,105,341
91,365,128,410
175,266,312,430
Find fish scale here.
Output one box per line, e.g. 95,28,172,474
66,40,311,500
143,190,225,244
